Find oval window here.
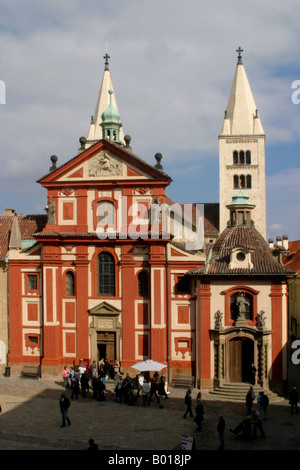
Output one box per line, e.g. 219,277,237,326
236,252,246,261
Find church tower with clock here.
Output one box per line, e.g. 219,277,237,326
219,48,266,239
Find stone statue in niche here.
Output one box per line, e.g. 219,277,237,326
45,197,56,225
89,151,122,176
236,291,250,322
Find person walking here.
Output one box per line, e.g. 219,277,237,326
194,392,204,430
289,386,299,414
183,389,193,418
217,415,225,450
148,377,159,405
259,392,269,420
246,386,255,415
62,365,70,389
142,379,150,407
71,375,80,400
87,439,99,451
251,408,265,438
136,373,144,397
251,363,257,385
115,372,123,403
59,392,71,428
80,371,89,398
157,379,166,408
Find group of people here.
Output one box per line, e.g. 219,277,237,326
115,371,168,407
62,359,116,402
229,386,269,440
246,386,269,419
183,389,205,430
183,389,225,449
60,361,300,449
62,363,170,408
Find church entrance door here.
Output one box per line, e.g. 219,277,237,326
97,332,116,366
229,337,254,383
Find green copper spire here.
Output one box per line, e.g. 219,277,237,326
226,190,255,227
226,190,255,208
100,89,123,144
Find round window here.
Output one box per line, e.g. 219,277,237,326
236,252,246,261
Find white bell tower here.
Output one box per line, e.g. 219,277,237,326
219,48,266,239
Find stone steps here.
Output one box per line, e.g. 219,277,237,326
209,382,283,402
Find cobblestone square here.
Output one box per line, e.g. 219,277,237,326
0,375,299,452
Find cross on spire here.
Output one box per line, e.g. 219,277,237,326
236,47,243,64
104,53,110,70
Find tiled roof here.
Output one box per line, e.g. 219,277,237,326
0,214,47,260
203,203,219,235
164,197,219,235
282,240,300,275
189,225,296,276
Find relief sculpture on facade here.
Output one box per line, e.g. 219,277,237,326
89,150,122,176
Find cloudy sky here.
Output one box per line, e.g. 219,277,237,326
1,0,300,241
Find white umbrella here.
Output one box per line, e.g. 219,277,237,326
131,359,167,372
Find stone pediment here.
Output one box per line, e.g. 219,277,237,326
88,301,121,316
38,139,171,186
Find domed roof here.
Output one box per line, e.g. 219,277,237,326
101,89,121,123
189,225,296,276
226,190,255,208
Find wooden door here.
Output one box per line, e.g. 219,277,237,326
229,338,242,382
97,332,116,365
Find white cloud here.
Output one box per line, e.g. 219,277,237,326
1,0,300,239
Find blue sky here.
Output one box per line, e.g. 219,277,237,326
1,1,300,241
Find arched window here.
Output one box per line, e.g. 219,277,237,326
233,175,239,189
233,150,251,165
239,175,245,188
138,271,149,297
230,291,253,321
97,201,115,226
233,174,251,189
66,271,75,296
175,275,190,294
98,252,115,296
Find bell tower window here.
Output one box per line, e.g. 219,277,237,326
232,150,251,165
233,174,252,189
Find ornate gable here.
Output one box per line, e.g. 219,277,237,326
38,139,171,187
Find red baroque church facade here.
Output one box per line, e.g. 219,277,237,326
6,52,295,393
8,137,208,382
